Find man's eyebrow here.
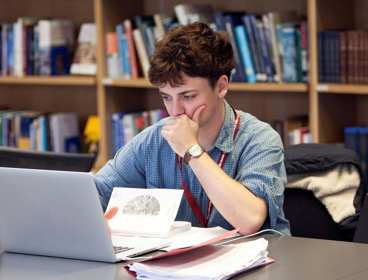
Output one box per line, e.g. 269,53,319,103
159,89,198,96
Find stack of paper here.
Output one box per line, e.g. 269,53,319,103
128,238,273,280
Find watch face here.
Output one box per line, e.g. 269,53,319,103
189,145,203,156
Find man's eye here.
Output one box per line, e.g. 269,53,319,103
183,95,192,100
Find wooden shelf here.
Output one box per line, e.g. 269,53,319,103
0,76,96,86
102,78,308,92
229,82,308,92
316,84,368,95
102,77,156,88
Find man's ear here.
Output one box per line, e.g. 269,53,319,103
216,75,229,99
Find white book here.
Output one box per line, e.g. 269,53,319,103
132,28,149,79
106,187,191,238
49,112,79,153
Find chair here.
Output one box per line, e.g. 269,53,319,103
353,194,368,243
283,143,366,241
0,147,95,172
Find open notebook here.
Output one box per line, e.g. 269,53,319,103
0,167,170,262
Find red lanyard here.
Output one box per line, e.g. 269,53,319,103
177,106,240,227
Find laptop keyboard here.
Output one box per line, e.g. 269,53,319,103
113,246,134,255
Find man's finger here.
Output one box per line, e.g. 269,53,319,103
104,206,118,220
192,105,205,124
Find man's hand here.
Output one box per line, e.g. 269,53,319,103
161,105,205,156
104,206,118,236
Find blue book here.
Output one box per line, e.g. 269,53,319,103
50,46,70,75
116,24,125,78
116,24,131,78
112,112,123,155
242,15,265,82
6,25,14,76
281,24,298,83
345,127,359,154
317,31,324,83
134,15,156,57
234,25,256,83
25,25,34,75
223,15,247,82
214,11,246,31
255,15,274,82
358,127,368,181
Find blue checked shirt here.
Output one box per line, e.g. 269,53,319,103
94,100,291,235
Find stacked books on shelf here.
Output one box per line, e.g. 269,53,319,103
112,109,168,155
272,115,311,146
0,109,82,153
105,4,309,83
318,30,368,84
0,17,75,77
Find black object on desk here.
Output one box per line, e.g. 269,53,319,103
0,147,95,172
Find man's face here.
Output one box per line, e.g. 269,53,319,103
158,74,223,127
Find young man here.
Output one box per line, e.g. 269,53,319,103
95,22,290,236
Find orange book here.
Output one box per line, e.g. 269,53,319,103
105,32,118,55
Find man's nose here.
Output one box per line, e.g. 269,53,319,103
171,100,185,116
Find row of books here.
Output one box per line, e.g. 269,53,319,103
318,30,368,84
272,115,311,146
112,109,168,155
0,18,75,77
0,110,81,153
345,127,368,180
105,4,309,83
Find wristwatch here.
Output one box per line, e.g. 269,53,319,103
183,144,204,165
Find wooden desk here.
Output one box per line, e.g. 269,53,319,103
1,235,368,280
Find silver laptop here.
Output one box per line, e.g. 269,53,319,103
0,167,170,263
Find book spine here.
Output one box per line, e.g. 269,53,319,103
255,16,274,82
223,16,247,82
132,29,149,79
116,24,125,78
1,23,7,76
281,24,297,83
234,25,256,83
300,21,309,83
317,31,324,83
242,15,265,82
249,15,268,82
339,31,347,84
124,19,139,79
296,28,303,83
6,24,14,75
267,12,282,82
275,24,284,81
105,32,119,78
112,112,122,155
333,31,340,83
262,14,278,82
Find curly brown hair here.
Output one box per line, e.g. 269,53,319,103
148,22,235,88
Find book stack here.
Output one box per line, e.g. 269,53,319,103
0,18,75,77
0,109,82,153
112,108,168,155
272,115,311,146
318,30,368,84
105,4,309,83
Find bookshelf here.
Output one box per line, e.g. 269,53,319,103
1,0,367,169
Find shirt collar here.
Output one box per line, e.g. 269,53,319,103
211,100,238,153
